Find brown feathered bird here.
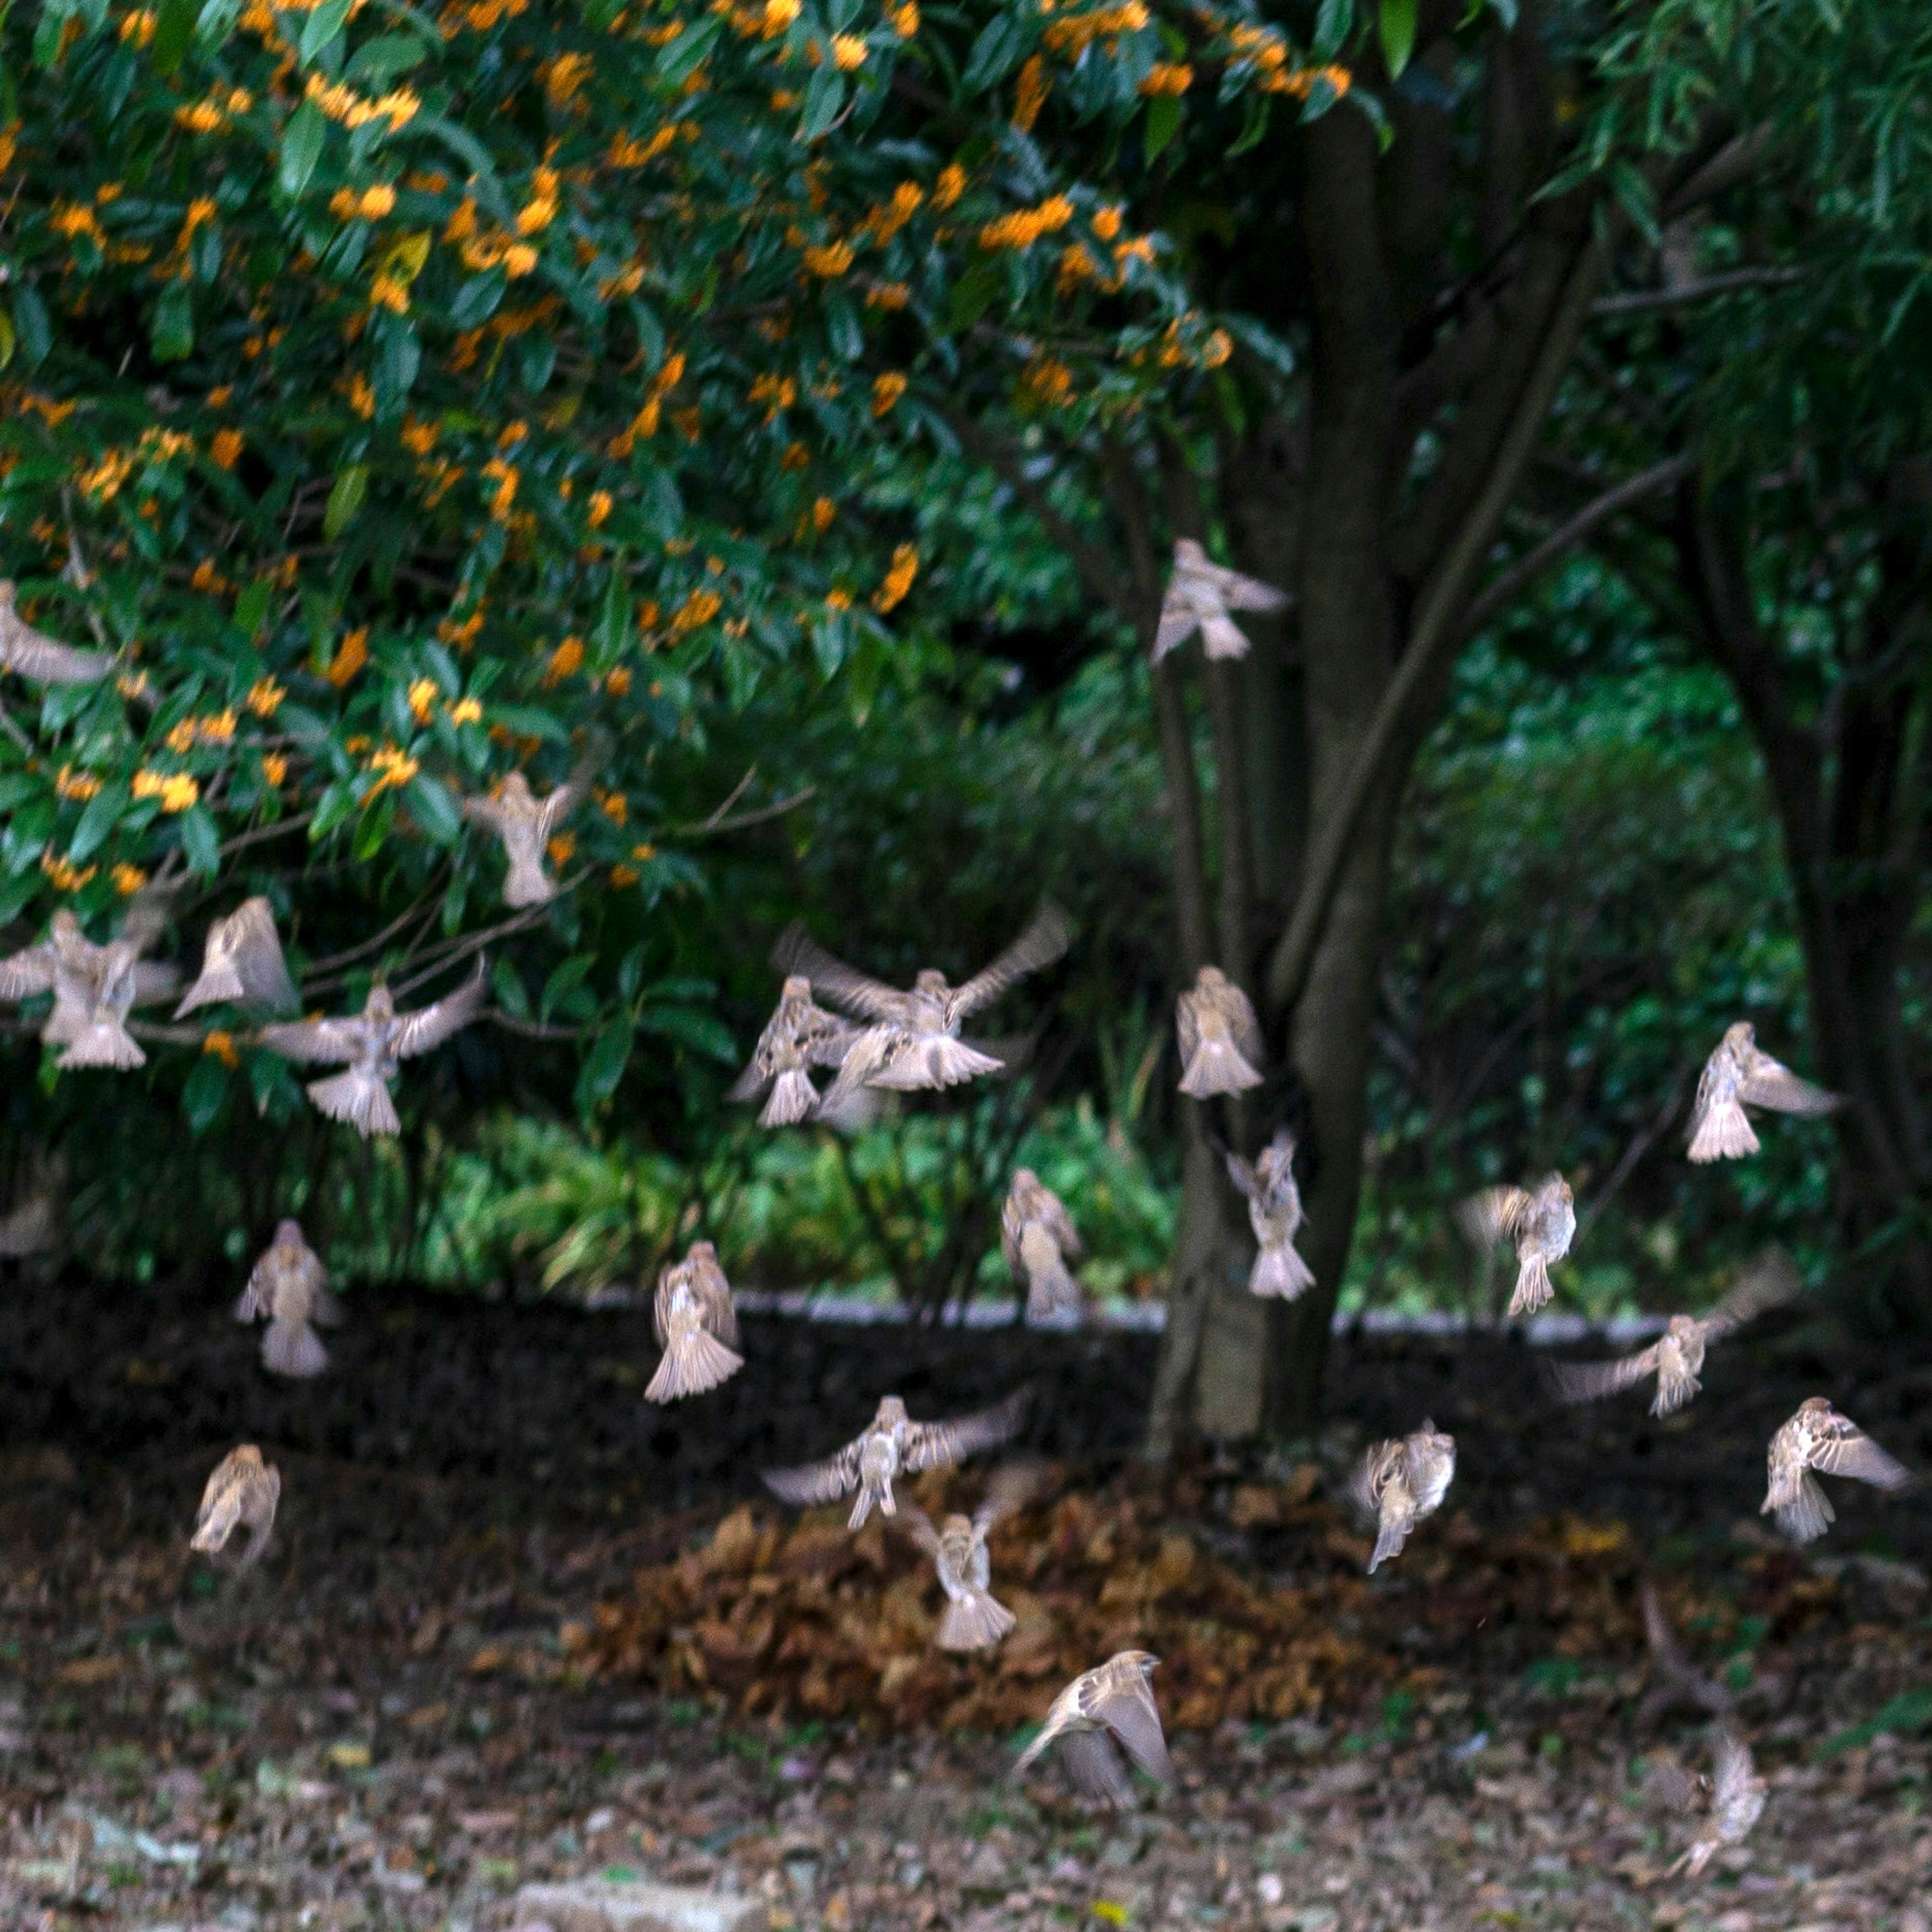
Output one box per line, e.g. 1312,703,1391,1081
1547,1249,1801,1417
1001,1169,1082,1321
259,968,486,1137
1638,1581,1735,1727
1150,540,1289,665
463,767,590,908
727,975,857,1126
898,1463,1041,1652
1352,1422,1456,1572
235,1218,339,1379
176,896,299,1018
1762,1396,1912,1545
0,896,179,1070
763,1391,1027,1529
1652,1727,1767,1877
1014,1652,1172,1807
1174,965,1263,1098
189,1446,282,1571
1457,1172,1574,1317
1224,1129,1314,1299
0,580,114,684
1687,1021,1838,1163
645,1240,743,1402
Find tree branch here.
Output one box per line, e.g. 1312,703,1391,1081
1592,266,1801,318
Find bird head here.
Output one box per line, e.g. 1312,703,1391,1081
1118,1650,1160,1680
49,909,81,942
1723,1020,1756,1050
1172,538,1208,572
913,967,950,995
1012,1166,1038,1192
941,1513,974,1540
503,770,534,802
366,983,396,1020
780,975,814,1003
1796,1395,1834,1417
875,1395,909,1430
1196,964,1226,991
0,579,15,609
1667,1313,1700,1341
687,1238,717,1264
273,1218,306,1248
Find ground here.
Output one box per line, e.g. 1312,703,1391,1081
1,1275,1928,1930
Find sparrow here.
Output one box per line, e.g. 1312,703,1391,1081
1687,1021,1839,1163
189,1445,281,1571
1175,966,1263,1099
645,1240,743,1402
1637,1580,1734,1726
763,1390,1027,1530
175,896,299,1017
1653,1727,1767,1877
1351,1421,1456,1572
259,967,486,1138
235,1219,339,1379
0,580,114,684
0,895,179,1069
1547,1249,1801,1416
776,905,1070,1099
1150,539,1289,665
0,1191,56,1258
1457,1172,1574,1317
727,976,857,1126
463,766,589,908
1001,1169,1083,1321
898,1462,1041,1652
1224,1129,1314,1300
1762,1396,1912,1544
1013,1652,1172,1807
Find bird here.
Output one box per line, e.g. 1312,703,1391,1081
234,1219,338,1379
645,1240,743,1402
898,1462,1041,1652
1351,1422,1456,1572
1687,1022,1839,1163
1013,1652,1172,1807
189,1446,281,1572
1150,539,1289,665
1546,1249,1801,1417
1224,1129,1314,1299
1653,1727,1767,1878
777,907,1071,1101
463,766,590,908
175,896,299,1018
727,975,857,1126
1001,1169,1083,1321
1637,1580,1735,1727
258,967,487,1138
0,1191,56,1259
0,580,114,684
763,1390,1027,1530
1175,965,1264,1098
0,895,179,1070
1761,1396,1912,1545
1457,1172,1574,1317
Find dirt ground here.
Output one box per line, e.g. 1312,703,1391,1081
1,1274,1929,1931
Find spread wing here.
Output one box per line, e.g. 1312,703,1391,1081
1223,1150,1259,1202
1088,1671,1171,1784
1057,1727,1137,1805
1808,1413,1912,1491
948,904,1074,1020
1710,1729,1757,1811
975,1460,1044,1537
129,960,182,1007
258,1014,369,1065
691,1252,738,1345
1224,982,1264,1063
726,1030,779,1102
1546,1344,1660,1405
770,923,908,1023
802,1007,856,1067
1701,1246,1802,1340
895,1505,944,1560
1039,1187,1081,1259
1000,1191,1026,1275
1648,1756,1704,1815
762,1439,864,1507
1175,990,1200,1067
535,765,592,842
1151,587,1201,665
0,598,114,684
1216,563,1290,613
903,1390,1027,1472
0,945,56,1001
650,1270,674,1348
393,967,487,1058
1457,1185,1530,1249
463,793,511,835
117,882,177,956
227,898,299,1012
1738,1045,1838,1116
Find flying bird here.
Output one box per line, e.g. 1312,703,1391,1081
0,1191,56,1259
645,1240,743,1402
1150,539,1288,665
1687,1021,1839,1163
175,896,299,1018
1002,1169,1082,1321
1351,1422,1456,1572
259,968,486,1138
1175,965,1264,1098
463,766,590,908
1547,1249,1801,1417
899,1462,1041,1652
1653,1727,1767,1878
1762,1396,1912,1545
779,905,1070,1099
189,1445,281,1572
727,975,857,1126
1458,1172,1575,1317
0,580,114,684
1014,1652,1172,1807
1224,1129,1314,1299
1638,1580,1735,1727
763,1391,1027,1530
0,895,179,1070
235,1218,339,1379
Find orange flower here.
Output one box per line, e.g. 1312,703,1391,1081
246,676,285,717
801,239,854,277
262,752,289,787
871,372,908,417
327,626,370,688
112,863,149,897
933,163,966,210
543,635,585,686
587,489,613,530
202,1030,240,1068
831,32,867,69
1138,62,1192,97
407,677,439,724
1013,55,1050,133
209,428,244,470
873,542,918,613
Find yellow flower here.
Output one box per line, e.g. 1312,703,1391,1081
407,677,439,724
262,752,289,787
587,489,613,530
543,635,585,686
1092,205,1123,242
801,239,854,277
206,384,234,408
503,242,539,277
933,163,966,210
1013,55,1050,133
812,495,837,533
887,0,918,34
1138,62,1192,97
55,765,102,802
400,415,439,455
610,864,640,887
831,33,867,68
448,696,484,727
202,1029,240,1068
133,769,201,814
670,588,721,635
210,428,244,470
246,675,285,717
825,588,853,612
1202,328,1233,369
761,0,799,33
599,791,628,824
871,372,907,418
327,626,370,688
873,541,918,613
112,863,149,896
365,743,419,794
629,840,657,862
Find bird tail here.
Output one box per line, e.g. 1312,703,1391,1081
867,1036,1004,1090
502,859,557,908
813,1078,884,1133
261,1319,329,1379
1506,1251,1553,1318
1178,1038,1263,1098
937,1588,1017,1653
848,1484,890,1531
175,961,246,1018
644,1325,744,1403
1367,1514,1411,1573
307,1069,401,1138
1650,1371,1700,1418
57,1020,145,1070
760,1068,819,1128
1773,1469,1835,1545
1249,1241,1315,1300
1688,1099,1760,1163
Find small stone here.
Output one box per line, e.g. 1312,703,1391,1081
512,1879,765,1932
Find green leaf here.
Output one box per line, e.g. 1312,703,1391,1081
1143,93,1183,166
797,65,845,143
151,280,194,362
195,0,242,44
323,464,369,541
947,258,1003,334
1378,0,1417,79
1228,92,1270,159
491,956,530,1020
298,0,352,65
152,0,200,74
637,1004,737,1063
182,1053,230,1135
233,577,273,637
68,782,126,863
576,1015,635,1109
450,270,506,330
405,773,462,845
352,789,395,861
655,14,721,87
540,954,594,1024
960,10,1023,93
278,99,327,198
0,308,14,372
1313,0,1355,62
179,802,221,875
345,31,429,85
12,286,49,367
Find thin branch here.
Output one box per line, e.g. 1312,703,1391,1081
488,1011,576,1042
215,810,315,862
1592,266,1801,318
669,785,815,838
298,894,435,979
690,763,757,830
1577,1067,1689,1240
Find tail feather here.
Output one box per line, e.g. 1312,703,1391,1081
760,1068,819,1127
1178,1039,1263,1098
502,860,557,908
1507,1251,1553,1318
1650,1370,1701,1417
308,1069,401,1138
1688,1100,1760,1163
867,1036,1004,1090
261,1319,329,1379
848,1483,890,1530
1774,1470,1835,1545
1249,1241,1315,1300
1368,1515,1410,1573
643,1326,744,1403
937,1588,1017,1652
58,1021,145,1070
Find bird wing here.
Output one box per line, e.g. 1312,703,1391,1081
258,1015,367,1064
1040,1187,1081,1259
535,762,592,842
1175,991,1200,1067
1223,1150,1260,1202
1056,1727,1137,1805
692,1252,738,1345
392,967,487,1058
762,1440,864,1506
904,1391,1027,1473
650,1272,674,1348
1150,589,1201,665
1403,1434,1456,1515
1737,1047,1838,1117
1686,1048,1725,1138
1701,1246,1802,1340
726,1022,779,1102
974,1459,1044,1537
0,946,55,1001
1088,1671,1172,1784
948,904,1074,1020
1000,1192,1026,1275
1223,982,1264,1062
129,960,183,1007
0,601,114,683
1456,1186,1530,1249
225,898,299,1012
1647,1756,1704,1815
463,793,510,834
1710,1729,1758,1811
770,923,908,1023
1216,564,1290,613
896,1505,944,1559
1808,1413,1912,1490
1546,1345,1660,1404
802,1007,857,1068
117,882,177,956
